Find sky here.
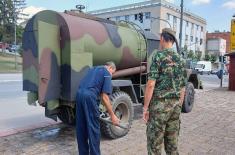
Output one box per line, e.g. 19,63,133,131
23,0,235,33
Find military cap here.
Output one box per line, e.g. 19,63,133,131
162,28,176,39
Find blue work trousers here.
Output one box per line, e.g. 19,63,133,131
76,89,100,155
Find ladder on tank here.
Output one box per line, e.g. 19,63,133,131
138,32,148,99
121,21,148,99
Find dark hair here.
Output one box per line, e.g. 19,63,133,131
161,32,175,43
161,31,181,54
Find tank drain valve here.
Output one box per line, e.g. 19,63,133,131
99,117,130,130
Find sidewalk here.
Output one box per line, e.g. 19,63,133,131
0,88,235,155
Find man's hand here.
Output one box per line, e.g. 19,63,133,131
143,108,149,123
110,114,120,125
101,93,120,125
179,87,186,106
143,80,155,124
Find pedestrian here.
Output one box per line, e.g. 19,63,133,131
76,61,120,155
143,28,187,155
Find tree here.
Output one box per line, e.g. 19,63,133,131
210,54,217,63
0,0,26,43
0,0,15,26
195,51,202,61
188,50,195,60
204,54,210,61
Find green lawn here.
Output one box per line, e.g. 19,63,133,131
0,53,22,73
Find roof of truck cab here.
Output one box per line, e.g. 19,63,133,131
143,31,160,41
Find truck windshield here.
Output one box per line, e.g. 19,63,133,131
196,64,204,69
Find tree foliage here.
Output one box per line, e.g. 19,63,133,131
195,51,202,61
204,54,210,61
187,50,195,60
0,0,26,44
210,54,217,63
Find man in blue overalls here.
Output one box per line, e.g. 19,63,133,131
76,61,120,155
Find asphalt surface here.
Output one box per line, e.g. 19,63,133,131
1,88,235,154
199,74,228,90
0,73,230,137
0,73,56,136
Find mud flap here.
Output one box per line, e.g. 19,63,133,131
45,100,59,121
27,91,38,106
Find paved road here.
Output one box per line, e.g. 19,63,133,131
0,73,56,136
199,74,228,90
0,73,230,137
1,88,235,154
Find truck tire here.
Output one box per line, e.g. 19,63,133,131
101,91,133,139
58,106,75,125
182,82,195,113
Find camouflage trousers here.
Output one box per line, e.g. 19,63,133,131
146,98,181,155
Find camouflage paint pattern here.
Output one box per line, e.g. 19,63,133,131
22,10,147,107
146,47,186,155
147,99,181,155
148,48,187,99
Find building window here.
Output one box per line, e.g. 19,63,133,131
145,12,151,19
135,14,138,20
125,15,129,21
167,13,170,20
186,21,189,27
200,38,203,45
173,16,177,23
145,29,150,31
196,37,198,43
173,16,177,31
201,26,203,32
185,35,188,41
116,16,120,21
191,23,194,34
197,25,199,30
190,36,193,42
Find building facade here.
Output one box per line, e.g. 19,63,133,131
206,31,231,53
89,0,207,56
207,38,226,56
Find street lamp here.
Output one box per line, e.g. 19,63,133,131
150,16,172,29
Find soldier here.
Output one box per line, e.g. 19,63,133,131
143,28,187,155
76,61,120,155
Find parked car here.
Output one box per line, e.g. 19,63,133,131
195,61,212,75
6,44,20,52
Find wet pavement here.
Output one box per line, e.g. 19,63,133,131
1,88,235,154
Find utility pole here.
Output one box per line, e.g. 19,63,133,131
12,0,27,70
14,0,17,70
179,0,184,52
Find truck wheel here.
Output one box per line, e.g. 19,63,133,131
100,91,133,139
182,82,195,113
58,106,75,125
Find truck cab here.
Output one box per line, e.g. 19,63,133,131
195,61,212,75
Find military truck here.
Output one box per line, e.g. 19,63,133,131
22,10,199,139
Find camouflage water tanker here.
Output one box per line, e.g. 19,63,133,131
22,10,200,138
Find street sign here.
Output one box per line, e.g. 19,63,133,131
231,19,235,52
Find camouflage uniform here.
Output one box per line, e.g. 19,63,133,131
147,48,187,155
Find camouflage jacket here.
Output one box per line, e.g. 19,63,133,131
148,48,187,99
